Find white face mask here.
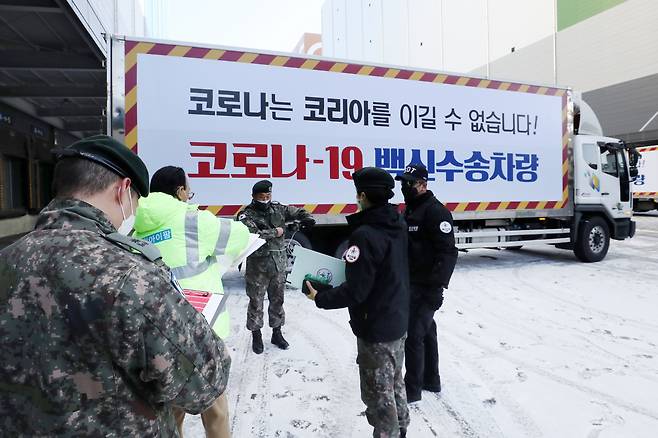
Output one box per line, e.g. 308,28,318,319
255,199,270,204
118,215,135,235
117,186,135,235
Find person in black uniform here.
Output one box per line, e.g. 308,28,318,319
304,167,411,437
396,163,458,403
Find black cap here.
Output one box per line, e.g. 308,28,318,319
352,167,395,192
53,134,150,196
395,163,428,183
252,179,273,195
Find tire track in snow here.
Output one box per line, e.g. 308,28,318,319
286,309,359,437
445,328,658,422
227,297,272,437
511,262,658,333
450,273,658,386
441,333,544,438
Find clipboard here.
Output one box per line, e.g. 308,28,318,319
228,233,266,268
286,246,346,290
183,289,224,327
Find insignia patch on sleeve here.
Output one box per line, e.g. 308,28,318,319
344,245,361,263
238,213,246,221
439,221,452,234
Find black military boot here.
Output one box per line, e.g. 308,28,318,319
271,327,289,350
400,427,407,437
252,329,263,354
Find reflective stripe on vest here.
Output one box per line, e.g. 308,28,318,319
170,212,233,280
215,217,231,255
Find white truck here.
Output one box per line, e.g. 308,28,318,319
108,36,637,263
632,146,658,212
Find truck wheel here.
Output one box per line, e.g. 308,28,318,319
574,217,610,262
285,232,312,274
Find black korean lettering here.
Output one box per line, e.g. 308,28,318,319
188,88,215,116
217,90,242,117
303,96,326,122
327,98,348,124
243,91,268,120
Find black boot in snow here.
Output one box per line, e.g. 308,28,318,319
271,327,289,350
252,329,263,354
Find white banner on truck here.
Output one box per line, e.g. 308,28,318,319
633,147,658,195
136,53,565,206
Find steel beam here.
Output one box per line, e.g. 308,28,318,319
0,85,105,98
0,51,103,71
64,119,104,132
36,106,103,117
0,0,63,13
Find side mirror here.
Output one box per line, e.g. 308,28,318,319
630,166,638,179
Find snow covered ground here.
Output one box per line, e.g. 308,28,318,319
183,213,658,438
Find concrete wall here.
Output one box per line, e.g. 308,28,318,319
322,0,451,70
486,36,556,86
321,0,554,73
556,0,658,91
476,0,658,91
557,0,626,31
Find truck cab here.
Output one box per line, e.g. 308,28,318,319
571,98,636,262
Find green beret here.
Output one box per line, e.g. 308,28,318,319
252,179,272,195
352,167,394,192
54,134,150,196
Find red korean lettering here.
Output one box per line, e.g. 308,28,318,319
188,142,229,178
271,144,309,179
232,143,270,178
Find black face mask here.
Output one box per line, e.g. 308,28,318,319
254,200,270,211
401,182,418,202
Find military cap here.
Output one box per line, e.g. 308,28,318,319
352,167,395,192
252,179,273,195
395,163,429,182
54,134,150,196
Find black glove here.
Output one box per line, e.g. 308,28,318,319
300,218,315,232
424,288,444,311
286,221,301,232
302,276,332,295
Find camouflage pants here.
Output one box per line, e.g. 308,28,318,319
357,335,409,437
245,257,286,331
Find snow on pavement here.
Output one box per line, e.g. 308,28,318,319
183,214,658,437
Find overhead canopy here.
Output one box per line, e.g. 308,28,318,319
0,0,106,138
584,73,658,147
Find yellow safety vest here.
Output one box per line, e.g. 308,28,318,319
133,192,250,338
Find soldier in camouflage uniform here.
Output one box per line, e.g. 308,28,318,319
304,168,410,437
0,135,231,437
237,180,314,354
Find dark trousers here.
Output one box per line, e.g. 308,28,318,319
245,259,285,331
404,286,440,396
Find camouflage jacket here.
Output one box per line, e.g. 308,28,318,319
237,201,312,271
0,198,231,437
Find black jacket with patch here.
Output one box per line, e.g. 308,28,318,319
314,204,410,343
404,191,458,291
